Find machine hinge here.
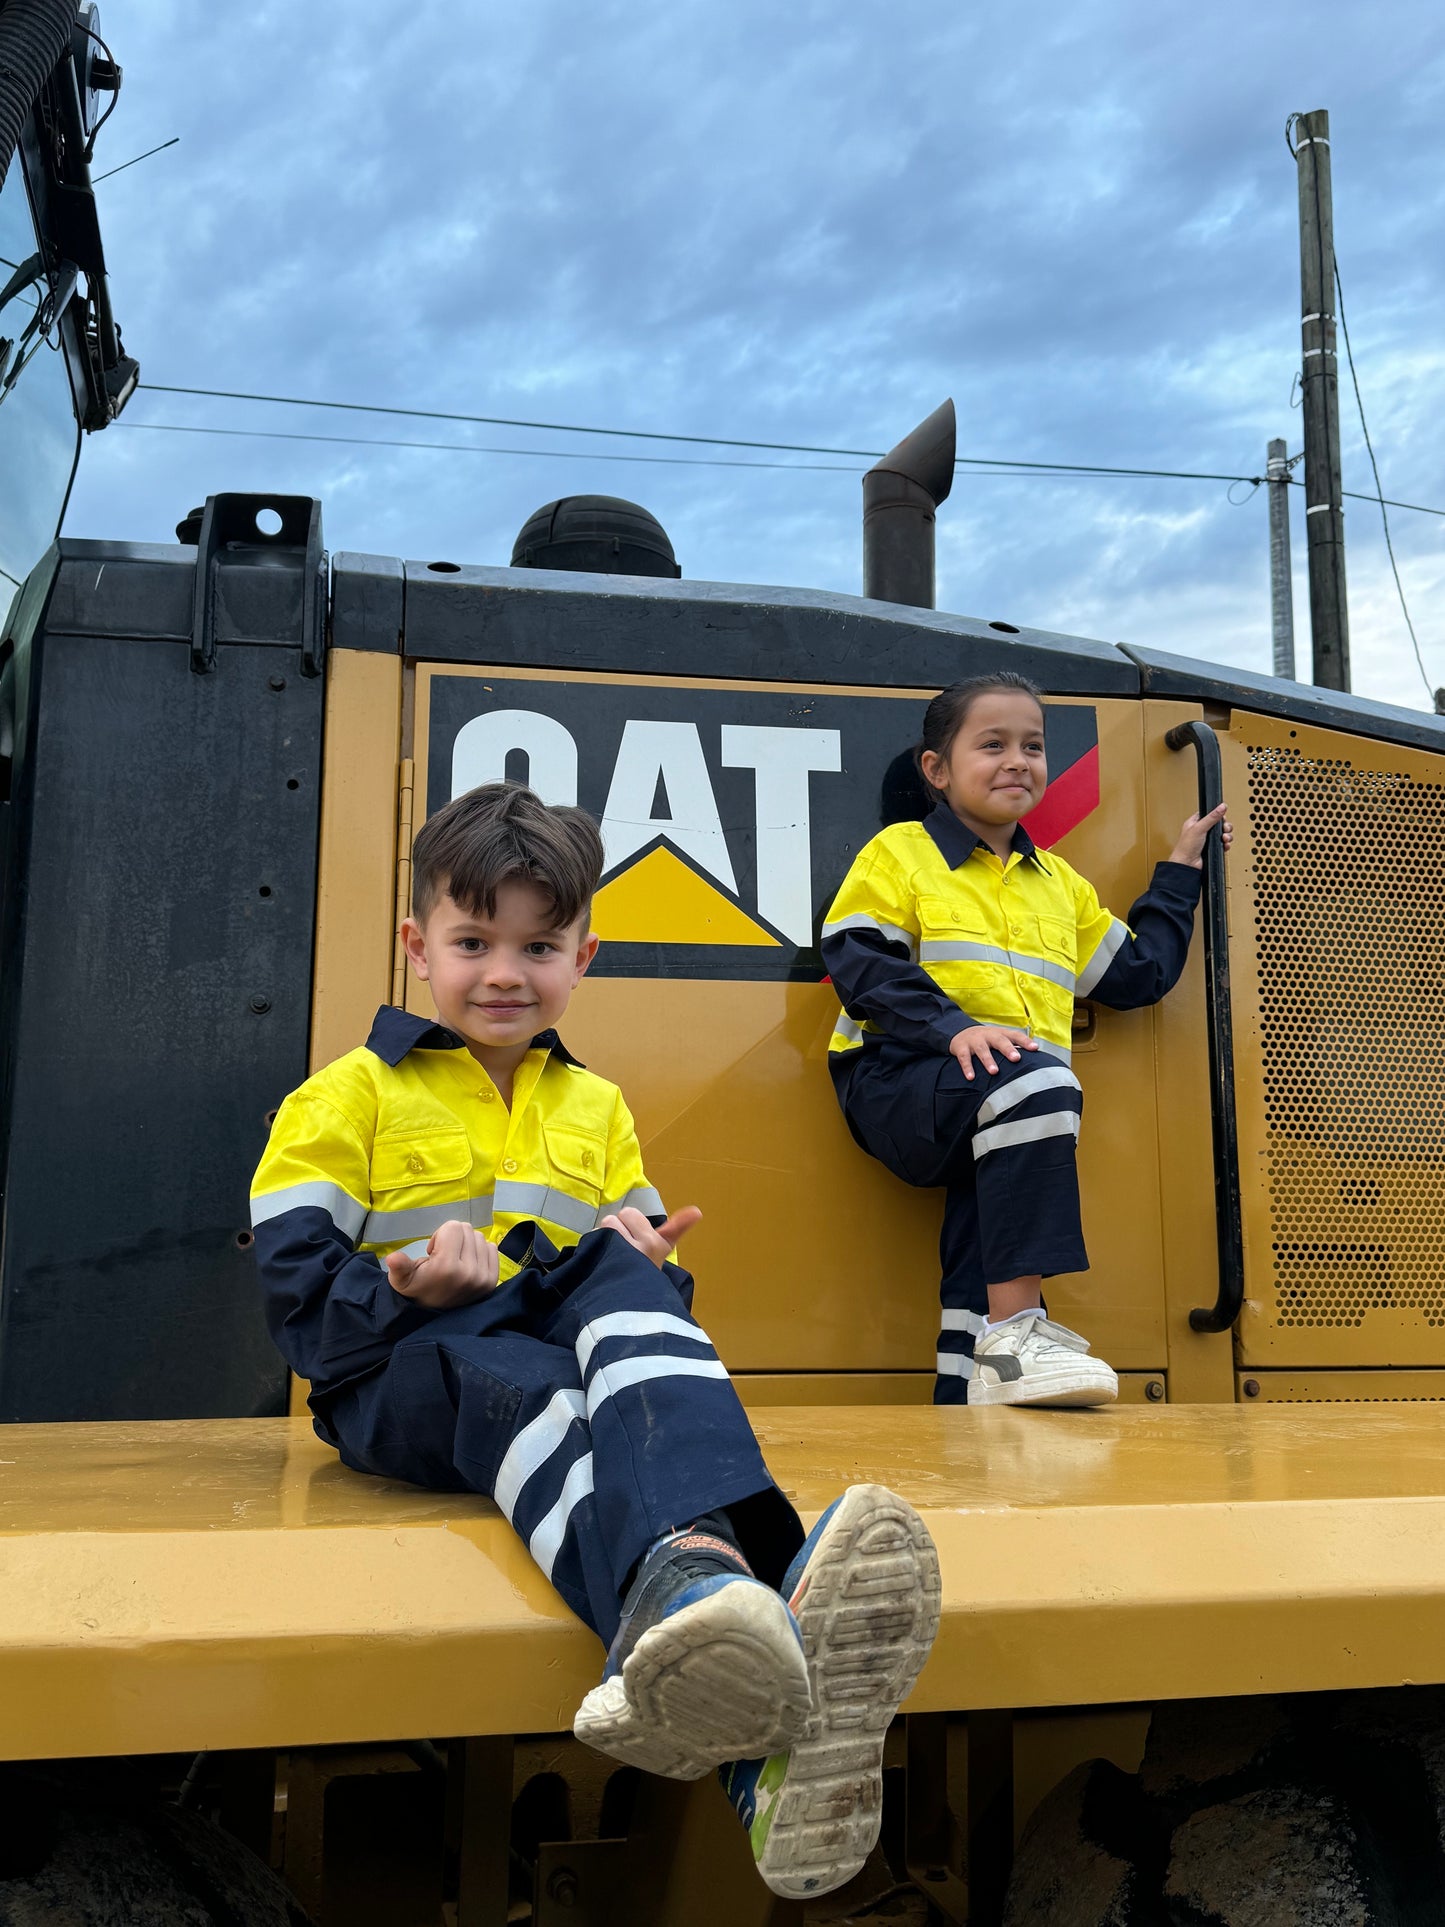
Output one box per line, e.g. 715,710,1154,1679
391,756,415,1006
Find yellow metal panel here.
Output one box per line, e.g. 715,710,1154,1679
310,651,403,1074
409,668,1168,1373
11,1406,1445,1759
1238,1369,1445,1402
1142,702,1236,1403
1225,710,1445,1367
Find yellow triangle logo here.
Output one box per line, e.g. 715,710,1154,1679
592,845,782,947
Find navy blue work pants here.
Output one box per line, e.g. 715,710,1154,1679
316,1227,803,1645
838,1041,1088,1405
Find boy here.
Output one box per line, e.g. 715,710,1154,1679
250,781,939,1898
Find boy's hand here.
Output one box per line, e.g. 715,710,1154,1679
599,1204,703,1268
1169,802,1233,868
386,1220,499,1308
950,1026,1039,1081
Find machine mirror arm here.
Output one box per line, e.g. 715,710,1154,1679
1165,721,1245,1334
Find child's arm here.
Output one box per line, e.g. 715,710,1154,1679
821,844,979,1055
1076,803,1231,1010
250,1088,442,1394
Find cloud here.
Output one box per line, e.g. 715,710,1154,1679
61,0,1445,709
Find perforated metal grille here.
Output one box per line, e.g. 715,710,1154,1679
1246,739,1445,1331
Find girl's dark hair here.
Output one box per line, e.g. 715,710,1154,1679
411,781,604,928
917,671,1045,772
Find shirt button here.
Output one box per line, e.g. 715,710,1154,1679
476,1088,494,1102
581,1150,595,1169
1010,924,1022,936
408,1153,424,1174
501,1157,519,1174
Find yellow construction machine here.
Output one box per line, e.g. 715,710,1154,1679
5,22,1445,1927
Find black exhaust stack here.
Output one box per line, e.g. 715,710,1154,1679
862,399,956,609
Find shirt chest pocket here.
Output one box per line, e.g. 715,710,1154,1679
917,895,992,948
1032,916,1078,972
544,1127,606,1206
371,1128,472,1197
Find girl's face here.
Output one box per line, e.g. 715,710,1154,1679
920,691,1048,831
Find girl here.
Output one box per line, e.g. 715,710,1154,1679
821,672,1230,1407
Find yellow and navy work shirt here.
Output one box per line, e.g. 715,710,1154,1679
821,804,1202,1077
250,1006,665,1396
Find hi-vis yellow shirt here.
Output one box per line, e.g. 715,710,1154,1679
821,805,1201,1072
250,1006,664,1395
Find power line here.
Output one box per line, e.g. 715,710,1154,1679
121,379,1445,520
122,420,870,474
138,382,1270,487
1333,259,1437,701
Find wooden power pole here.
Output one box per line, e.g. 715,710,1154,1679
1267,438,1295,679
1293,108,1350,690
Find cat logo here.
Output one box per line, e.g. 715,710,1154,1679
421,672,1099,982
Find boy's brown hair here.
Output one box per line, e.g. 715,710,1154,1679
411,782,604,930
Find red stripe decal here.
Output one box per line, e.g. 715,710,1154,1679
1021,743,1101,849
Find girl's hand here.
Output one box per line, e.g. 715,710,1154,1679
386,1220,499,1308
949,1026,1039,1081
1169,802,1233,869
599,1205,703,1267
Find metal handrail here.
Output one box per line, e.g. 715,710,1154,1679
1164,721,1245,1334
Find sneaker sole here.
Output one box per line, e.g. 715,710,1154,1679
754,1484,942,1900
968,1368,1118,1408
573,1581,810,1781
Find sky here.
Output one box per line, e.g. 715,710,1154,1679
61,0,1445,710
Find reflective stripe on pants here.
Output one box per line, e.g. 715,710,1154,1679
835,1040,1087,1406
316,1226,802,1644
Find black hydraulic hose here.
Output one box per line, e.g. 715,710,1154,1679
1164,721,1246,1334
0,0,77,192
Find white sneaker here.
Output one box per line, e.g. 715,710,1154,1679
968,1312,1118,1408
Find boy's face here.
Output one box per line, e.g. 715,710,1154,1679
920,691,1048,831
401,879,599,1059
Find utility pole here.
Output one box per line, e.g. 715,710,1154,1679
1266,439,1296,679
1293,107,1350,690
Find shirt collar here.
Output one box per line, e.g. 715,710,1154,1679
364,1006,586,1070
922,803,1048,872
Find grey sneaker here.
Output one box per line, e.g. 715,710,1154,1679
968,1312,1118,1408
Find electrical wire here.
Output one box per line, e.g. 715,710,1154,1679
138,383,1270,486
1334,258,1438,701
75,16,122,159
122,420,871,474
119,412,1445,520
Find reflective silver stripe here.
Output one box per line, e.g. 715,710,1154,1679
973,1112,1081,1160
390,1237,432,1262
1076,919,1129,995
976,1066,1081,1127
575,1311,707,1375
250,1181,367,1241
494,1387,587,1520
939,1308,986,1335
587,1355,730,1418
936,1351,976,1379
598,1185,666,1222
830,1011,865,1046
493,1180,598,1236
821,912,919,960
529,1451,596,1580
921,939,1075,992
361,1192,494,1246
